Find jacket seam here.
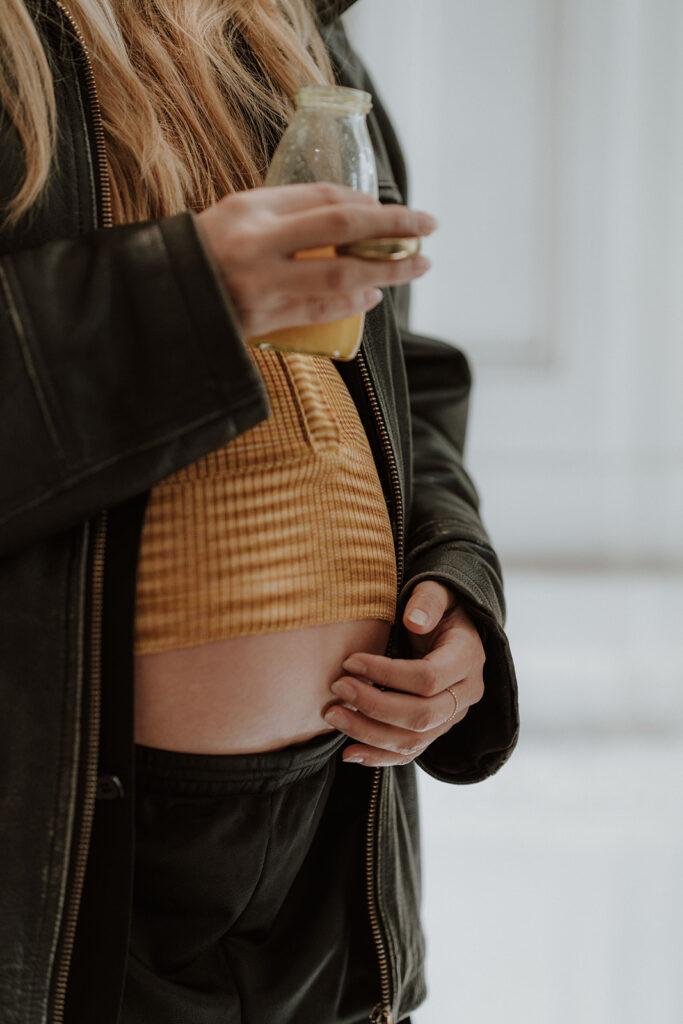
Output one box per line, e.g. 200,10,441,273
0,260,67,463
432,567,490,611
408,520,493,547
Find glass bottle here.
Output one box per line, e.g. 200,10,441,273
246,84,378,361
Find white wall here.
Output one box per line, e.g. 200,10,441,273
343,0,683,568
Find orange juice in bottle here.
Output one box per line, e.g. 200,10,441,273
246,85,378,361
246,245,364,359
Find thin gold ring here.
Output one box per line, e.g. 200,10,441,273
445,685,460,723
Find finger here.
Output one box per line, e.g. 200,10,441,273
339,706,470,766
323,703,429,759
265,251,431,298
249,286,383,336
341,647,467,698
329,675,467,732
271,202,437,257
342,745,417,770
403,579,458,633
342,743,417,768
239,181,380,215
442,678,483,719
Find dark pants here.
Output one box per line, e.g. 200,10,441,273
120,728,406,1024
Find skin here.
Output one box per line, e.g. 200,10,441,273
134,619,395,754
134,184,486,761
323,579,486,767
193,181,437,335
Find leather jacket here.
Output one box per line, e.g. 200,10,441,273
0,2,519,1022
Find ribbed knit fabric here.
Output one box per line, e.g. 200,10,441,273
133,345,397,654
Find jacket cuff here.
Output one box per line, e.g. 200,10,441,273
156,211,268,410
394,564,520,785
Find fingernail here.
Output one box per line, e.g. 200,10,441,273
331,679,357,701
407,608,429,626
344,753,365,764
342,656,366,674
323,706,343,724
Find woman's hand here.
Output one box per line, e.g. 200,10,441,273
323,580,486,767
194,182,436,338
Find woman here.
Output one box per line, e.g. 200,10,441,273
0,2,519,1023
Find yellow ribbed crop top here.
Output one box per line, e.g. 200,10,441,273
133,345,397,654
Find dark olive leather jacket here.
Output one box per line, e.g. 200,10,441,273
0,2,519,1022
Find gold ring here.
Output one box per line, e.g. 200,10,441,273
445,685,459,723
336,236,421,261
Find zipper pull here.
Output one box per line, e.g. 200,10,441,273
369,1004,394,1024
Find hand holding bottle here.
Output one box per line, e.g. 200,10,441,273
194,181,436,345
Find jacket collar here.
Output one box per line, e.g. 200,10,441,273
315,0,360,26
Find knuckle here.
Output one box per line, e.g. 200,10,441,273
225,189,249,211
230,227,258,260
398,737,422,757
305,294,329,322
413,708,435,733
335,292,358,316
324,261,348,292
470,645,486,676
217,191,241,218
420,663,440,697
472,678,485,704
316,181,344,205
362,693,380,719
328,206,356,234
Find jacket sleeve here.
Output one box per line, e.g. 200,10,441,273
393,326,520,785
0,210,270,558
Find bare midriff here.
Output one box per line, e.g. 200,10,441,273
133,617,391,754
131,344,397,755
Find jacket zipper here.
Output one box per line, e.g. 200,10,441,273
51,4,112,1022
355,343,405,1024
55,1,114,229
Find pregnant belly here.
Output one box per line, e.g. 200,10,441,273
133,617,392,753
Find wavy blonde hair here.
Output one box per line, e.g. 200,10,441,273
0,0,337,228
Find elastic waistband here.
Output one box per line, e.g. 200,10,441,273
134,728,350,795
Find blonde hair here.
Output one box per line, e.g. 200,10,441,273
0,0,338,228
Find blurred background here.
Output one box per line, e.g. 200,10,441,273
343,2,683,1021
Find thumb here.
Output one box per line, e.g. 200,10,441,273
402,579,457,634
